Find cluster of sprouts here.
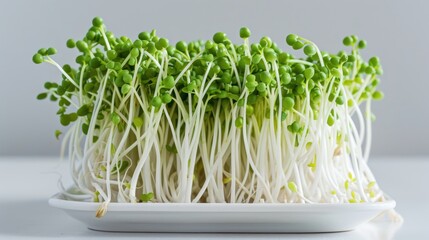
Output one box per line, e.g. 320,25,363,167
34,17,386,214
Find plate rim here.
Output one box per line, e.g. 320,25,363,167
49,193,396,212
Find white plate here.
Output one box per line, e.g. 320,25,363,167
49,193,395,233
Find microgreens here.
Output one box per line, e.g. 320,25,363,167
35,17,385,216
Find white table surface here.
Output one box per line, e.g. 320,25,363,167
0,156,427,239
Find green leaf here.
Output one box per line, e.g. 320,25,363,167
140,192,154,202
54,130,62,140
77,104,90,116
111,160,130,174
288,181,298,193
133,117,144,128
166,144,177,153
111,113,120,125
36,93,48,100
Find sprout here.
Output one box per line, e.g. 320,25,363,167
92,17,103,28
303,45,316,56
32,53,44,64
358,40,367,49
213,32,227,43
34,17,386,214
46,47,57,55
343,36,353,46
239,27,251,39
286,34,298,45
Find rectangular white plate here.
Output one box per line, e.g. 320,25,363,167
49,193,395,233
